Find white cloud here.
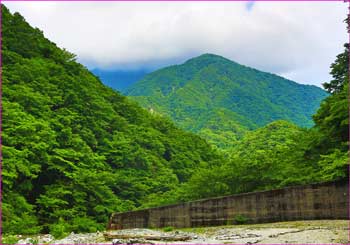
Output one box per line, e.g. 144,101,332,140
5,1,348,86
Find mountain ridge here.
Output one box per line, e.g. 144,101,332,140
126,53,328,148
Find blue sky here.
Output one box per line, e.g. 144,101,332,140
6,1,348,87
246,1,255,11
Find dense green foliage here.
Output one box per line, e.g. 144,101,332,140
2,6,223,235
127,54,328,149
128,41,349,208
144,121,316,204
309,43,349,180
2,5,348,238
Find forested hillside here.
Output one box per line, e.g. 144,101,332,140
128,32,349,208
126,54,328,149
2,4,348,239
2,5,223,236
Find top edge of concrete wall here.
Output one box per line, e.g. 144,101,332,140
111,178,349,216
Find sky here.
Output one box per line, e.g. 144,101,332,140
6,1,348,87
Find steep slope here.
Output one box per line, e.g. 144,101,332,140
142,120,317,205
141,42,350,206
126,54,328,148
2,6,223,235
91,68,148,92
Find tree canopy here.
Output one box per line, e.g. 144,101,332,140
2,5,223,236
2,4,348,238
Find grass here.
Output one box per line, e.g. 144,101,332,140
162,226,174,232
178,227,207,234
233,214,250,225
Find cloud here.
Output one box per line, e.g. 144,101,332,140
5,1,348,86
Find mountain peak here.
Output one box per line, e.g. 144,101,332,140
196,53,225,59
128,53,328,130
186,53,231,64
182,53,241,71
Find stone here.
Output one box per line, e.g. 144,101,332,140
17,237,34,244
112,238,123,244
40,234,54,243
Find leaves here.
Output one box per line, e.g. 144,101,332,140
2,4,347,237
2,5,221,234
127,54,328,149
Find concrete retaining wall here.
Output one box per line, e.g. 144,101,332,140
108,179,349,229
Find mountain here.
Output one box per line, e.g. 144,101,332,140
172,120,314,201
2,6,223,236
91,68,148,92
126,54,328,148
4,3,346,239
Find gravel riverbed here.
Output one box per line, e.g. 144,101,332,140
14,220,349,244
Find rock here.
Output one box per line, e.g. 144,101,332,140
128,238,155,244
52,231,108,244
127,238,145,244
112,239,123,244
17,237,34,244
112,238,154,245
40,234,54,243
42,220,347,244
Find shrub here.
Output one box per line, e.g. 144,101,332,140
163,226,174,232
2,235,19,244
49,218,70,239
2,197,42,235
70,216,103,233
234,214,249,225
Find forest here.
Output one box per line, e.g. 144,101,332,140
2,4,349,239
126,53,328,150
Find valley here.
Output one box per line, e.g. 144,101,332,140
1,3,348,243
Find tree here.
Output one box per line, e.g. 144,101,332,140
322,43,349,94
311,40,349,179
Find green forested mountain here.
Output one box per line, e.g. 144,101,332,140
2,4,348,239
126,54,328,149
187,43,349,203
2,6,223,236
143,120,314,203
128,39,349,208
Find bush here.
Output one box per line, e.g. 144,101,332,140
70,216,103,233
162,226,174,232
49,218,70,239
233,214,249,225
2,235,19,244
2,196,42,235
